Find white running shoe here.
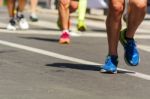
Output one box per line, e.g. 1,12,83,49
30,13,38,22
6,20,16,31
19,18,29,30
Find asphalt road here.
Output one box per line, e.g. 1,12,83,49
0,8,150,99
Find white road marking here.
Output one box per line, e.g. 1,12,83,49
0,40,150,81
0,21,150,38
1,28,150,39
138,45,150,52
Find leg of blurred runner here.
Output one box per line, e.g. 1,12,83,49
6,0,16,30
77,0,87,31
17,0,29,29
0,0,3,6
58,0,78,44
6,0,29,30
30,0,38,22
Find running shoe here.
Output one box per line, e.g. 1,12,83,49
101,56,118,74
6,19,16,31
120,29,140,66
30,13,38,22
77,20,86,31
17,15,29,30
59,31,70,44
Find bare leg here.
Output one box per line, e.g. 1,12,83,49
18,0,26,12
30,0,38,21
58,0,78,44
30,0,38,14
58,0,70,30
70,0,78,13
106,0,124,56
7,0,16,17
126,0,147,38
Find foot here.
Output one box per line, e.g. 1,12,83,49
120,29,140,66
100,55,118,74
30,13,38,22
17,15,29,30
59,31,70,44
7,19,16,31
77,20,86,32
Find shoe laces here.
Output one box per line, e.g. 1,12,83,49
61,32,70,38
17,14,24,21
105,56,118,66
125,40,137,56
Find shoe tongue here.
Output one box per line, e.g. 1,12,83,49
108,55,118,65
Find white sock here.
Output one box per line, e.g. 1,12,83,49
31,13,38,18
62,30,69,33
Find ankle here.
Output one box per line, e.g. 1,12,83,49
108,55,118,65
125,36,134,41
9,18,16,25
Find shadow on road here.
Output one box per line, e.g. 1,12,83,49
20,37,59,43
46,63,100,71
144,17,150,20
30,28,60,31
89,28,106,32
46,63,135,74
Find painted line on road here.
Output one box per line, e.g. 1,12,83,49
138,44,150,52
0,21,150,38
1,28,150,39
0,40,150,81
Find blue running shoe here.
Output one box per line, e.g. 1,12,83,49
100,56,118,74
120,29,140,66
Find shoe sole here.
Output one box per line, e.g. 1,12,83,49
78,26,86,32
59,39,70,44
100,69,117,74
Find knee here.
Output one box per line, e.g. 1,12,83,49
110,3,124,16
59,0,70,8
70,1,78,12
131,1,147,11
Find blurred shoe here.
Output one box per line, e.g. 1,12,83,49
120,29,140,66
59,31,70,44
7,19,16,31
17,15,29,30
77,20,86,31
30,13,38,22
101,55,118,74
